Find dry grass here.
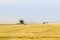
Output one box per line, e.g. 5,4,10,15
0,24,60,40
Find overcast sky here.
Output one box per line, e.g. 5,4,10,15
0,0,60,24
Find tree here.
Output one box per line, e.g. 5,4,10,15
43,21,48,24
43,22,45,24
19,19,26,25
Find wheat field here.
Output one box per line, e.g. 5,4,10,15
0,24,60,40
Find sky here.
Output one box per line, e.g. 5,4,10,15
0,0,60,24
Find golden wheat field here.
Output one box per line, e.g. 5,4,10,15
0,24,60,40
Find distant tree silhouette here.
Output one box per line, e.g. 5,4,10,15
19,19,26,25
43,22,48,24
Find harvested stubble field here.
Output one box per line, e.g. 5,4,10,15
0,24,60,40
